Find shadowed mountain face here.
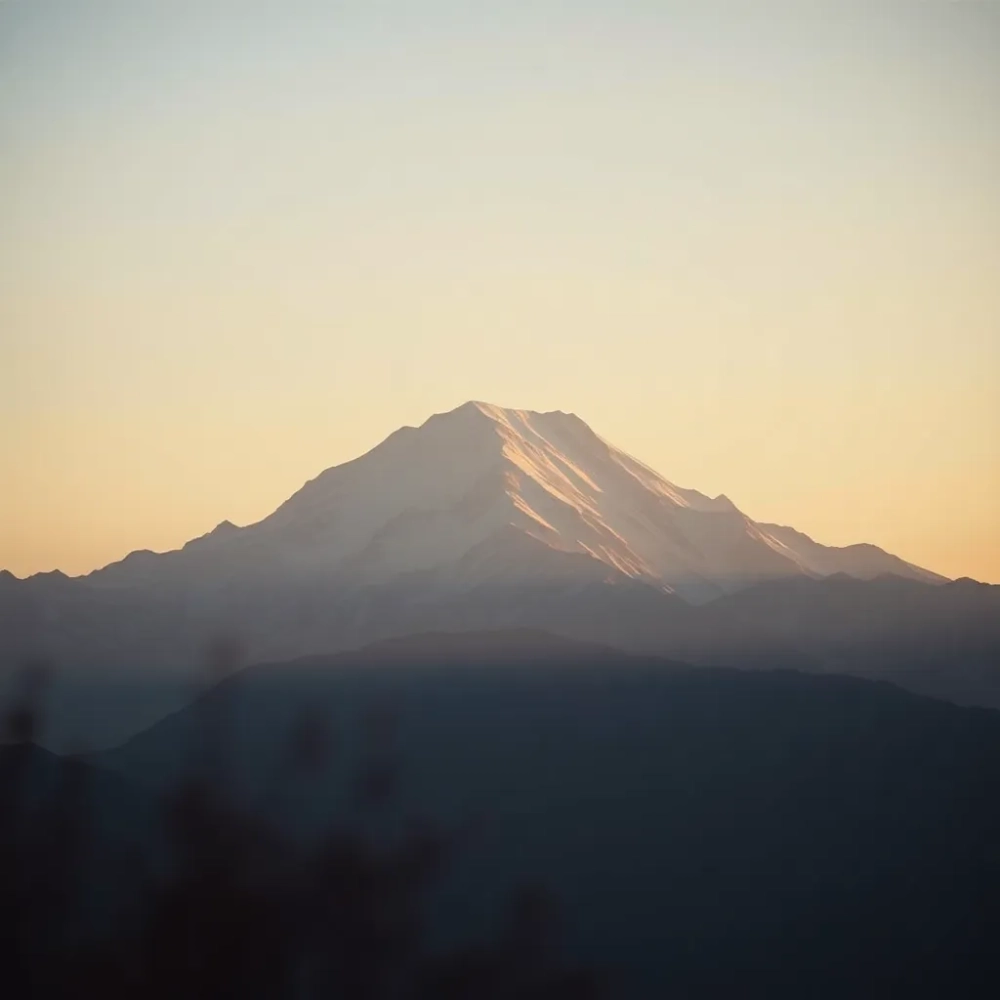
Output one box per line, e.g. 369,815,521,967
2,402,993,750
85,631,1000,998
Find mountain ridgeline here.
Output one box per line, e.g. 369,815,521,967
1,402,997,750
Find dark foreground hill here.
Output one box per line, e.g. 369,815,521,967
78,631,1000,997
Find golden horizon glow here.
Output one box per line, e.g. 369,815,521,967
1,3,998,583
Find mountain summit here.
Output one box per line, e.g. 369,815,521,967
6,403,995,752
88,400,942,602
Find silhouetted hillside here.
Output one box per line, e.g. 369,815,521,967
92,631,1000,997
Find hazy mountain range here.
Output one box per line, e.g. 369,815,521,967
1,402,996,748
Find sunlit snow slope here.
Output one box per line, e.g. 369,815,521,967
89,401,944,602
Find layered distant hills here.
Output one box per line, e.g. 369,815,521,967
1,402,996,747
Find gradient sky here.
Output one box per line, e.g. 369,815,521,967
1,1,998,583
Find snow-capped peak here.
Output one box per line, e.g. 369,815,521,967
87,401,944,601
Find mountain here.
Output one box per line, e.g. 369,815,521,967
4,402,995,751
95,630,1000,997
79,401,944,601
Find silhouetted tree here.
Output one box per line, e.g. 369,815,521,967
1,658,604,999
